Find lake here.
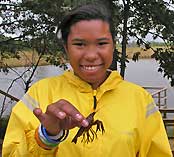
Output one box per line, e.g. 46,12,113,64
0,59,174,116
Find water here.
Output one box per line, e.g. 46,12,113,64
0,59,174,116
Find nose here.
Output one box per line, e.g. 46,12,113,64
84,45,98,62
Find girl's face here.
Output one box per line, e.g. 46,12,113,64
64,19,114,89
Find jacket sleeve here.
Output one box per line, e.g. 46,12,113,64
140,93,172,157
2,85,59,157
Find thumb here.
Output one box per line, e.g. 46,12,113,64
33,108,45,123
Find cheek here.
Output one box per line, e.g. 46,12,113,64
68,54,77,64
67,51,81,67
102,48,113,63
66,47,77,60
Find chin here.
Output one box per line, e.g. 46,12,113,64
85,76,103,84
76,71,106,83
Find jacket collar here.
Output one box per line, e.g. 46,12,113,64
63,70,123,94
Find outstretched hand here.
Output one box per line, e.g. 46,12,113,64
33,99,89,135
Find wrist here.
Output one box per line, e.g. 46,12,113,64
35,124,69,150
45,128,62,136
41,125,68,142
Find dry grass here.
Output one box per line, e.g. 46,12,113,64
2,50,48,67
126,47,154,59
116,46,156,59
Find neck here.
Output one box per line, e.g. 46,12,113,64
90,71,111,90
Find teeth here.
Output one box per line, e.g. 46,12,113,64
83,66,96,70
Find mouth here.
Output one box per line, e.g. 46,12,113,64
80,65,103,71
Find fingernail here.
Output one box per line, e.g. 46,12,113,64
75,113,83,121
82,119,89,127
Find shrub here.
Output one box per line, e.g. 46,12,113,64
0,116,9,139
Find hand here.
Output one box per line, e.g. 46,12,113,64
33,99,89,135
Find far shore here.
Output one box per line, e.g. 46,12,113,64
2,47,156,68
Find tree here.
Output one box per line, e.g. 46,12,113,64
0,0,67,64
117,0,173,76
109,0,174,86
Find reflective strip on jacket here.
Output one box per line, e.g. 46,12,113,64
2,70,172,157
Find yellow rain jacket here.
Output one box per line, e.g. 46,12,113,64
2,70,172,157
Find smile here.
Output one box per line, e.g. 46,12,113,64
81,65,102,71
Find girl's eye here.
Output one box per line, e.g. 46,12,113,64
73,43,85,46
98,42,109,46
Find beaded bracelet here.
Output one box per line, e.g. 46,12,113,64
35,124,69,150
39,126,59,147
41,125,69,143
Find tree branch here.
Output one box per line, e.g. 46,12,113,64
0,35,26,45
0,67,31,117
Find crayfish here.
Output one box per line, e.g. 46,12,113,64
72,112,105,144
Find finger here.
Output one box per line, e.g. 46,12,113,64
46,104,67,120
57,99,89,127
48,99,89,127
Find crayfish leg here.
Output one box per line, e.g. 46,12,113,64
93,120,105,133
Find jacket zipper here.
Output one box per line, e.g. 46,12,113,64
93,90,97,110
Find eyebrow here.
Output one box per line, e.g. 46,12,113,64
97,38,110,41
72,39,85,42
71,37,110,42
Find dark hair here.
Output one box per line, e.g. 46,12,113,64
58,4,115,44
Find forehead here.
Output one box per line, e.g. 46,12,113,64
68,20,111,39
